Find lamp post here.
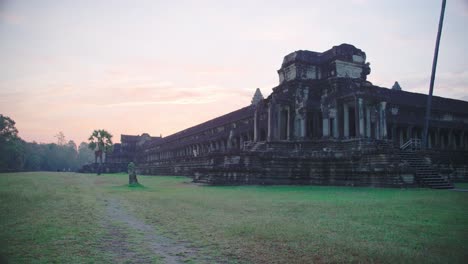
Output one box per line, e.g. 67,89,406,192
422,0,446,149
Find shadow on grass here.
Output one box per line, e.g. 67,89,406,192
110,183,150,191
128,183,145,188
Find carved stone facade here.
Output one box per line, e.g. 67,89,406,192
101,44,468,188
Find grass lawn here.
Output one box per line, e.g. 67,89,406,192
1,172,468,263
454,182,468,189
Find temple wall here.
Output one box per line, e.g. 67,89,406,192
99,44,468,189
335,60,363,78
155,149,418,188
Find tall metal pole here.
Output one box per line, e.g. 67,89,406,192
422,0,446,149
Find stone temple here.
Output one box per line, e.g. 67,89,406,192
102,44,468,188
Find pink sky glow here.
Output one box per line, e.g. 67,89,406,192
1,0,468,144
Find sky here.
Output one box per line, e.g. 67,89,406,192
1,0,467,144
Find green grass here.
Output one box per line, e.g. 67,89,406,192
1,172,468,263
0,172,111,263
454,182,468,189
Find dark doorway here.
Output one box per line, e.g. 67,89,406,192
260,129,266,141
307,112,314,138
349,106,356,137
279,109,289,140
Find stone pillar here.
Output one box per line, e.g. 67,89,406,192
365,107,371,138
322,117,330,137
435,128,440,148
327,108,338,138
343,103,349,138
267,103,273,141
300,118,306,138
301,113,306,138
380,101,387,139
287,106,291,140
333,115,339,138
254,108,259,142
357,98,365,137
375,108,381,140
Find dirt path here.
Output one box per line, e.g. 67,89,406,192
100,197,208,264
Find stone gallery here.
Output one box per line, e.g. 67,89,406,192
105,44,468,188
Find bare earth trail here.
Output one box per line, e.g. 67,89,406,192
99,197,212,264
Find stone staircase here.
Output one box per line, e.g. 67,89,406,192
251,142,266,152
399,151,453,189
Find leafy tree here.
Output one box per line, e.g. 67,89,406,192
0,115,108,172
54,131,66,145
23,142,41,171
0,114,24,171
0,114,19,140
78,142,94,165
88,129,113,174
67,140,77,152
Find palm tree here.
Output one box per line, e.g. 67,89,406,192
88,129,113,174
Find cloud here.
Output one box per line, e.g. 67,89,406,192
103,97,219,107
101,84,252,107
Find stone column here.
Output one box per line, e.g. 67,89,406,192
435,128,440,148
301,112,312,138
328,107,338,138
301,113,306,138
322,110,330,137
333,118,339,138
343,103,349,138
365,107,371,138
267,103,273,141
375,107,381,140
287,106,291,140
357,98,365,137
380,101,387,139
254,108,259,142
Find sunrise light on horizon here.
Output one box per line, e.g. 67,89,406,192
1,0,468,144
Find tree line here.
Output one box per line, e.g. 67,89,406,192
0,114,94,172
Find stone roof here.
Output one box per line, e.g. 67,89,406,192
146,105,255,147
251,88,264,105
363,86,468,115
281,43,366,68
